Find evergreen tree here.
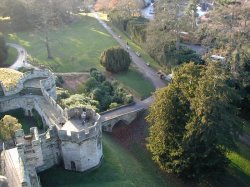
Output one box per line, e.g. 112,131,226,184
147,62,242,179
100,46,131,73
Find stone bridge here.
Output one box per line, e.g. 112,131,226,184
100,97,153,132
101,108,144,132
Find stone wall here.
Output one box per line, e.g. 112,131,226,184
102,108,144,132
1,70,52,96
60,122,103,172
15,126,61,174
58,113,100,143
0,96,35,116
1,148,33,187
0,68,104,185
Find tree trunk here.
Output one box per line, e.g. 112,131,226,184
176,32,180,50
45,34,53,59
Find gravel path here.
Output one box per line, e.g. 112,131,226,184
7,43,36,70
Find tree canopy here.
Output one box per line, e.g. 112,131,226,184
0,115,21,143
147,62,243,179
100,46,131,73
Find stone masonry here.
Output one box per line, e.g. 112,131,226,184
0,68,103,187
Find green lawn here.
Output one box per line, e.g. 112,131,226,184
113,67,155,99
7,16,118,73
5,15,155,98
4,46,18,65
227,142,250,186
39,134,169,187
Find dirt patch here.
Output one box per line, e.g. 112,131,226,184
60,73,90,92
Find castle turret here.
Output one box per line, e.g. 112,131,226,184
59,108,103,172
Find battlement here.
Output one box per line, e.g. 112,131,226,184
58,112,101,143
15,126,58,145
1,67,103,181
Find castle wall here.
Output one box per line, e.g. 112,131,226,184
1,70,53,97
58,115,103,172
0,96,35,115
36,127,61,173
0,68,104,186
60,132,102,172
1,148,33,187
15,127,61,174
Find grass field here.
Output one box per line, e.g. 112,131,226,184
39,134,169,187
113,67,155,99
5,15,155,98
7,16,118,73
227,142,250,186
4,46,18,65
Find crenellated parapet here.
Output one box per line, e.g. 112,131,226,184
1,67,104,183
58,121,100,143
58,109,101,143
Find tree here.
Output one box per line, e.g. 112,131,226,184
28,0,82,59
100,46,131,73
185,0,199,30
0,33,8,65
147,62,242,179
144,0,193,69
108,0,144,30
60,94,100,111
0,115,22,143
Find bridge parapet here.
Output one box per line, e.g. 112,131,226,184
101,108,144,132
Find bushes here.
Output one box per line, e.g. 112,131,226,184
100,46,131,73
60,94,99,111
161,44,204,70
127,17,148,44
83,69,133,111
56,70,133,112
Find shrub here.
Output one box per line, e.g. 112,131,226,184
100,46,131,73
90,69,106,82
84,77,100,92
56,75,64,87
109,102,121,109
